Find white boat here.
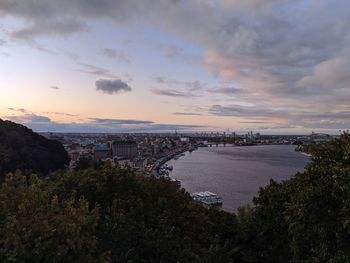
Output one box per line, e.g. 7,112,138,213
191,191,223,206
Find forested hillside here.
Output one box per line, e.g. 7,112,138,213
0,119,69,177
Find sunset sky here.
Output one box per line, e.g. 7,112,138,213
0,0,349,134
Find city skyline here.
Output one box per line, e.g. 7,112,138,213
1,0,349,134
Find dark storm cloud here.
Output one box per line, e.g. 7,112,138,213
95,79,132,95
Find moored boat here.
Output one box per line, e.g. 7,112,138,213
191,191,223,207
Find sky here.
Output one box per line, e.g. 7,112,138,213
0,0,349,134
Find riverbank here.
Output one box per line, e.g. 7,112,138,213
151,145,190,177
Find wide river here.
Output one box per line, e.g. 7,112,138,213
166,145,310,212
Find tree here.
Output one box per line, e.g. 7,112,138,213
0,166,242,262
0,171,104,263
0,119,70,178
236,133,350,262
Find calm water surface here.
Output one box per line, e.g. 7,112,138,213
167,145,309,212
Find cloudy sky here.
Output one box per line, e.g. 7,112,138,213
0,0,349,133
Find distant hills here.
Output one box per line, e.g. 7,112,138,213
0,119,70,177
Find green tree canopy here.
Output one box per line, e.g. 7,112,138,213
237,133,350,262
0,119,70,178
0,166,241,262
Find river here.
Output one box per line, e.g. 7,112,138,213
166,145,310,212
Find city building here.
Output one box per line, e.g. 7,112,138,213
112,140,138,159
93,145,111,161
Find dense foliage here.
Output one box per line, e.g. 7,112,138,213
0,166,241,262
0,119,70,177
1,125,350,262
237,134,350,262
